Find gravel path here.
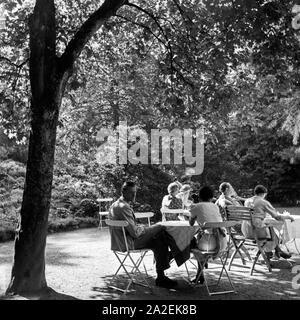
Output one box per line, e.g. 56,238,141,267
1,228,300,300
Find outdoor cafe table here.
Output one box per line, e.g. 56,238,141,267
282,215,300,254
264,215,300,253
157,220,200,267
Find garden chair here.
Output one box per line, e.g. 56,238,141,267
186,221,239,296
105,219,152,294
224,205,253,267
134,211,154,226
225,205,273,275
97,197,113,229
160,208,190,222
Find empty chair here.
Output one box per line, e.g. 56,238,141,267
160,208,190,222
97,198,113,229
134,212,155,226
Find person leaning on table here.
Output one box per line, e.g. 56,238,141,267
109,180,177,289
243,185,294,260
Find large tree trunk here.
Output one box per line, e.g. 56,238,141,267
6,0,126,296
6,0,64,294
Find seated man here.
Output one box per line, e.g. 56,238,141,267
243,185,294,260
109,180,177,289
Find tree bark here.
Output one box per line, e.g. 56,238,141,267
6,0,126,295
6,0,62,294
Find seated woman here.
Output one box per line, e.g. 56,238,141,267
177,184,193,208
243,185,294,260
189,186,228,284
215,182,244,209
161,182,183,221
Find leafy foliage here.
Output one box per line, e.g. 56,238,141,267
1,0,300,216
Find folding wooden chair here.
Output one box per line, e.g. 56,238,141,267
97,198,113,229
187,221,239,296
226,205,273,275
105,219,152,294
134,212,154,226
225,206,253,267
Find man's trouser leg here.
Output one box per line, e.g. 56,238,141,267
134,224,170,274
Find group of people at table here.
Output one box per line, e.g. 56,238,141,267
108,179,295,289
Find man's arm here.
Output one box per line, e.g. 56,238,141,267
189,204,197,226
264,201,294,222
120,205,146,238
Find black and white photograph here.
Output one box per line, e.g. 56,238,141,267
0,0,300,308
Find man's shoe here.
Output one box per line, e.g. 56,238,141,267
275,248,291,259
155,276,177,289
265,252,273,260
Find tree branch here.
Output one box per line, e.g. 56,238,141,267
172,0,194,25
126,2,177,86
126,2,168,43
115,14,166,49
58,0,127,75
0,56,29,69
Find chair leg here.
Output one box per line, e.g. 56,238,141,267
111,251,152,294
236,242,247,265
228,238,247,269
228,246,243,270
240,245,252,261
199,256,235,296
250,250,260,275
98,215,102,229
259,249,272,272
127,253,152,290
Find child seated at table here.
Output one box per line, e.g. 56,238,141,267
177,184,193,209
161,182,183,221
189,186,228,284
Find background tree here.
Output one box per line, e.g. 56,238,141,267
1,0,300,296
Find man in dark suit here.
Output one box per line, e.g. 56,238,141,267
109,180,177,289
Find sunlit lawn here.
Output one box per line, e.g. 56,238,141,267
275,207,300,216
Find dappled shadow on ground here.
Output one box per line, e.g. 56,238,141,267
90,273,202,300
91,254,300,300
202,257,300,300
0,287,79,300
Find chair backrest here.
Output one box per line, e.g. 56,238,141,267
134,212,154,226
226,205,253,221
160,208,190,221
225,205,269,241
226,205,265,221
105,219,130,252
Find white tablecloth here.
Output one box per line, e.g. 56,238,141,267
283,215,300,242
158,221,199,252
